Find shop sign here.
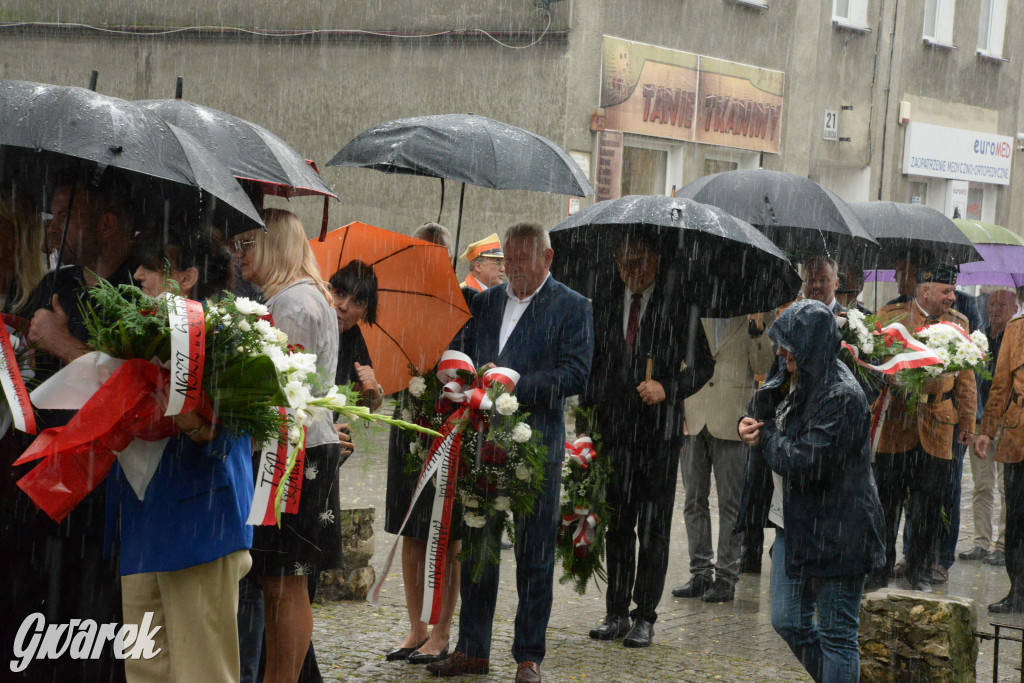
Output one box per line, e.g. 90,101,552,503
902,122,1012,185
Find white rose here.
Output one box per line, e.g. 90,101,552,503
493,496,511,511
408,376,427,398
515,463,531,481
462,494,480,508
494,393,519,416
235,297,269,317
464,512,487,528
511,422,532,443
409,441,420,455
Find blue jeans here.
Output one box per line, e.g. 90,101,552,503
237,572,264,683
456,461,562,663
770,534,864,683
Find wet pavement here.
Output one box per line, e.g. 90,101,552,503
316,416,1022,681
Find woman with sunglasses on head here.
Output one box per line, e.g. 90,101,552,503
104,222,254,683
233,208,342,683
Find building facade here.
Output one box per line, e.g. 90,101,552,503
2,0,1022,276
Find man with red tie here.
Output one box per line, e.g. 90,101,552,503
581,232,714,648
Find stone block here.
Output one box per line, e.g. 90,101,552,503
859,588,977,682
316,507,376,602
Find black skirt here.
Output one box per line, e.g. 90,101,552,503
251,442,344,577
384,401,461,540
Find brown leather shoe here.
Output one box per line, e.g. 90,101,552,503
515,660,541,683
425,651,490,677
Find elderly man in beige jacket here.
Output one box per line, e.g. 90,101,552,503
673,313,775,602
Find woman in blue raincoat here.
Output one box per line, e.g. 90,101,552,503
735,298,885,683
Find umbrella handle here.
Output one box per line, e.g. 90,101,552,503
318,194,330,242
452,182,466,270
47,184,77,306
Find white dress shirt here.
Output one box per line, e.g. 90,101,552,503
499,275,549,353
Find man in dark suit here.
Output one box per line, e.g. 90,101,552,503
581,233,714,647
427,223,594,683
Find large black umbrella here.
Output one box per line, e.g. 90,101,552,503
137,96,337,236
677,169,877,263
328,113,594,261
549,195,802,318
848,201,981,267
0,80,262,237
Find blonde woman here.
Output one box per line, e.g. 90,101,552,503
235,208,341,683
0,187,46,316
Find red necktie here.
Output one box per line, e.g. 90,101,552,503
626,294,642,350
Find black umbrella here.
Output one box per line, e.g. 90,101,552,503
0,80,263,237
549,195,802,318
848,201,982,267
328,113,594,261
677,169,878,263
137,95,337,237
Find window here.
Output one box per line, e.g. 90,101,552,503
923,0,956,46
977,0,1007,58
833,0,868,28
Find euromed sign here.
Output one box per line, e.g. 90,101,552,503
902,121,1013,186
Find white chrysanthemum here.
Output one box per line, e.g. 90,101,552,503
409,441,421,456
847,308,865,325
859,339,874,355
235,298,269,317
492,496,511,511
284,352,318,376
970,330,990,354
254,319,274,338
401,408,413,422
511,422,532,443
464,512,487,528
461,493,480,508
408,376,427,398
559,489,570,504
494,393,519,416
238,320,251,333
515,463,531,481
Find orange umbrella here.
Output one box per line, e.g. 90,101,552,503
309,221,471,395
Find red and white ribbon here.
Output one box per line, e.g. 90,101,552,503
0,314,35,434
370,350,519,624
164,295,206,417
841,322,942,375
247,407,305,526
566,436,596,468
561,506,599,548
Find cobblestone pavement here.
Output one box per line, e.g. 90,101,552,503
314,418,1022,681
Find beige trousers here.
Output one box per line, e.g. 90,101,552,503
121,549,252,683
969,444,1006,551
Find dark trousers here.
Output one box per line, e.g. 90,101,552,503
872,447,950,585
456,461,562,663
605,442,679,623
1004,461,1024,599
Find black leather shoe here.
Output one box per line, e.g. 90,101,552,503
588,615,631,640
622,619,654,648
671,575,712,598
740,553,762,575
386,637,427,661
701,578,735,603
407,643,448,664
959,546,989,561
988,595,1024,614
984,549,1007,566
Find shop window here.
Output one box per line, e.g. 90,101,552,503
704,158,738,176
621,147,667,196
923,0,956,46
977,0,1007,58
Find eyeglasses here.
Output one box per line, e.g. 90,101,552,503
232,239,256,253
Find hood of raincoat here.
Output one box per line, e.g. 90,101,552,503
768,298,840,393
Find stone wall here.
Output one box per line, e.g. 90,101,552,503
317,507,376,602
859,588,978,682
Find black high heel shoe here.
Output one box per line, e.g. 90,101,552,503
407,642,449,665
385,638,428,662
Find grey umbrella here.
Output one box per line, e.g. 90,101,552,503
677,169,878,263
328,113,594,261
0,80,263,236
549,195,802,318
849,201,982,267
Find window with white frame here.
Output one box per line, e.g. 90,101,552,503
833,0,868,27
923,0,956,45
977,0,1007,57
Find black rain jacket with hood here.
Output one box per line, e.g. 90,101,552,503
734,299,885,578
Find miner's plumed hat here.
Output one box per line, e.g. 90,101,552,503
918,262,959,285
460,233,504,262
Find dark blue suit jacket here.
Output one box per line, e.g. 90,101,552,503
453,276,594,463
